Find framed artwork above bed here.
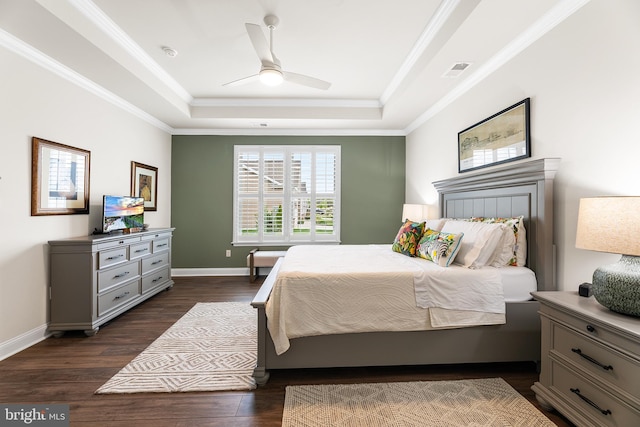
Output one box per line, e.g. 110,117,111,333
458,98,530,173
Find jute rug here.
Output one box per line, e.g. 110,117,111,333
95,302,256,393
282,378,554,427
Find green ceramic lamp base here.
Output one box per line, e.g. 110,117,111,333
592,255,640,317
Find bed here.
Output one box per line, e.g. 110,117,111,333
251,158,560,385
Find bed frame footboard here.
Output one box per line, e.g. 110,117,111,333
250,158,559,385
250,258,281,385
250,259,541,385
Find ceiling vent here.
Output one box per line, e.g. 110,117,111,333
442,62,472,78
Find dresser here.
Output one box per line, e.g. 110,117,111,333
532,291,640,427
48,228,175,336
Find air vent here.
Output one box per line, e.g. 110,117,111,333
442,62,472,78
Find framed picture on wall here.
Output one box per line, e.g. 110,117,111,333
131,161,158,211
458,98,531,173
31,137,91,216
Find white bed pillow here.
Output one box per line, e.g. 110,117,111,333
424,218,448,232
470,216,527,266
440,220,508,268
489,226,517,267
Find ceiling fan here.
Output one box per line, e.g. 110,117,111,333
223,15,331,90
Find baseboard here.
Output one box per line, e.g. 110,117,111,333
171,267,249,277
171,267,274,277
0,323,50,362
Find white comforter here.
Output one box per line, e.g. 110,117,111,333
265,245,505,355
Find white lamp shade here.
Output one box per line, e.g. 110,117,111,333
575,197,640,256
402,204,429,222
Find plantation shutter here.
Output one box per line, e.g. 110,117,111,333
233,145,340,245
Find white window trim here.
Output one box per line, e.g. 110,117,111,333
232,145,341,246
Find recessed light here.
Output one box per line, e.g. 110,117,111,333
162,46,178,57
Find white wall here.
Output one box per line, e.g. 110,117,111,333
406,0,640,292
0,46,172,359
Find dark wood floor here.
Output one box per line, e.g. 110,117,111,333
0,276,575,426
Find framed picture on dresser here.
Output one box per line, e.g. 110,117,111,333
131,161,158,211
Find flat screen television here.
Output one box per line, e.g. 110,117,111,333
102,195,144,233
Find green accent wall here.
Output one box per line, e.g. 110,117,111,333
171,135,405,268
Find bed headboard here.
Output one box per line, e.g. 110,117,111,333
432,158,560,291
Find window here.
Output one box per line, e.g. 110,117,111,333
233,145,340,245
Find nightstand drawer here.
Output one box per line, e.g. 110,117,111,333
98,261,141,292
544,304,640,357
550,360,640,426
552,322,640,399
97,280,140,316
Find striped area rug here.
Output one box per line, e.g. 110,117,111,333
95,302,256,393
283,378,555,427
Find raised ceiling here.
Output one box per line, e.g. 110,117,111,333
0,0,589,134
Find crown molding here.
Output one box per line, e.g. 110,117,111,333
0,28,173,133
65,0,193,104
173,128,406,137
380,0,461,105
404,0,591,134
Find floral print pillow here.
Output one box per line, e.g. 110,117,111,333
417,229,464,267
392,219,425,256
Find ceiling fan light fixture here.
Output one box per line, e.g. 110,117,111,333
259,69,284,86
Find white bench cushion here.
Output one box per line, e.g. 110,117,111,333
247,251,287,267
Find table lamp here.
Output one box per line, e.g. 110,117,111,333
575,196,640,316
402,204,429,222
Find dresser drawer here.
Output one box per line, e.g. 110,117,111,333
142,267,170,293
152,237,170,253
552,322,640,399
141,252,169,274
97,238,133,251
130,241,152,260
550,360,640,426
97,280,140,316
98,246,127,269
97,261,140,292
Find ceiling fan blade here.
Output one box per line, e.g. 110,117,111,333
283,71,331,90
223,74,259,87
245,23,273,64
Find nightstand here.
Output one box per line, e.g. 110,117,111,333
531,291,640,427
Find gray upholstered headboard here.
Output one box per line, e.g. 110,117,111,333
432,158,560,291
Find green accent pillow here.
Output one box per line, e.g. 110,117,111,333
392,219,425,256
417,229,464,267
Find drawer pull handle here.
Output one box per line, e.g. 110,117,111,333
586,324,596,333
106,254,124,260
113,291,130,300
152,276,164,283
113,271,130,279
570,388,612,416
151,260,163,265
135,248,149,253
571,348,613,371
156,243,168,248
